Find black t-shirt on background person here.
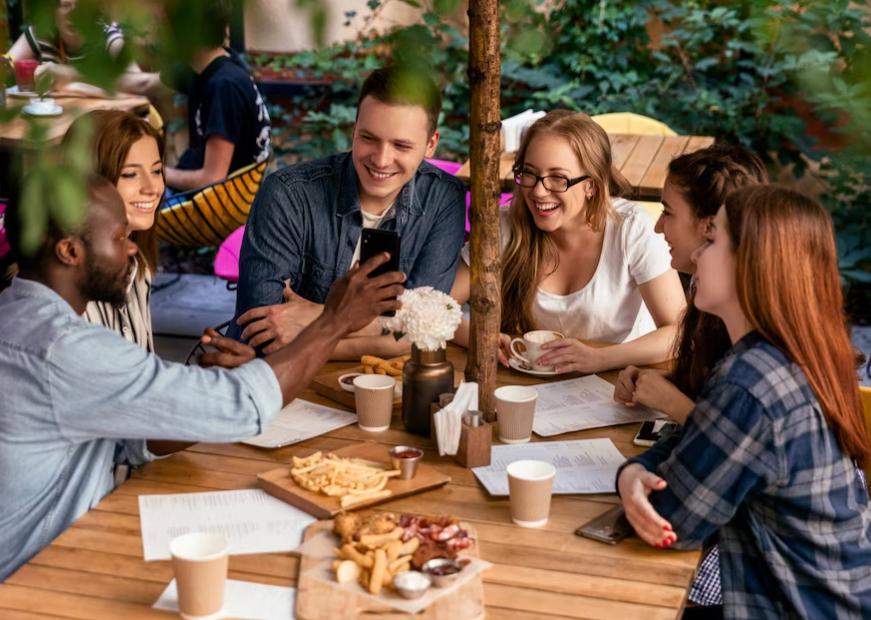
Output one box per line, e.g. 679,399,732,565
176,49,271,175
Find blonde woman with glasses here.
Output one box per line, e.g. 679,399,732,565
452,110,685,373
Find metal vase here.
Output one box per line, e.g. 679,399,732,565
402,345,454,436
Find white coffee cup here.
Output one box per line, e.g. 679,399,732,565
169,532,229,620
510,330,565,371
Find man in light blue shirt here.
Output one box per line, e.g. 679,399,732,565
0,176,405,580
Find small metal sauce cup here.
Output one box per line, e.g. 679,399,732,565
389,445,423,480
421,558,464,587
392,570,431,599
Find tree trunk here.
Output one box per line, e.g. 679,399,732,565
465,0,501,419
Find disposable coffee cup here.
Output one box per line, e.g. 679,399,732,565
507,459,556,528
495,385,537,444
169,532,229,620
509,330,565,371
353,374,395,432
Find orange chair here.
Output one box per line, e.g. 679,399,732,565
156,161,267,247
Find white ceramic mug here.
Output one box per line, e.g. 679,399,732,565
510,330,565,371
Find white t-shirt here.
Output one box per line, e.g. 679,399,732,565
461,198,672,343
349,206,394,270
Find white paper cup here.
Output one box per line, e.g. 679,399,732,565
507,460,556,528
169,532,229,620
353,374,395,432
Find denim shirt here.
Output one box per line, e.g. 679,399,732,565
0,278,282,580
230,153,466,339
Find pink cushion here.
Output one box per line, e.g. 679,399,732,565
214,225,245,283
0,202,8,260
425,158,463,176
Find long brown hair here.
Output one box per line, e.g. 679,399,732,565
725,185,869,464
501,110,631,335
64,110,165,274
667,144,768,397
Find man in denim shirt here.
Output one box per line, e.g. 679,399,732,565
0,177,405,580
231,65,466,359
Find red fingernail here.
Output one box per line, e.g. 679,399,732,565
663,525,671,531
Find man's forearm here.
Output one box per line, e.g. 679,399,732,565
265,313,346,404
164,166,214,192
330,334,410,361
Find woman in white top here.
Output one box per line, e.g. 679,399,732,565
64,110,165,352
452,110,685,373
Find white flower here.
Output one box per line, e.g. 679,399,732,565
386,286,463,351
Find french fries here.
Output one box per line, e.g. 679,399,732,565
290,452,401,507
332,514,413,594
360,354,410,377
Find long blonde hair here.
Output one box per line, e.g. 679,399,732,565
501,110,630,335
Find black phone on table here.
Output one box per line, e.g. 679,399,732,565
359,228,401,316
632,419,679,447
575,506,633,545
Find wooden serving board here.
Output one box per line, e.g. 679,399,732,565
296,519,486,620
312,366,403,411
257,442,450,518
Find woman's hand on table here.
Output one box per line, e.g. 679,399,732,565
614,365,641,405
614,366,694,424
618,464,677,548
536,338,604,374
632,371,694,424
498,333,512,367
198,328,256,368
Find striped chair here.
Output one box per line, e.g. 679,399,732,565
156,161,267,247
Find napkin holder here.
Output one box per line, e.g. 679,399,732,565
454,410,492,469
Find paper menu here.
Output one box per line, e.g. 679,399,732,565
153,578,296,619
472,439,626,495
139,489,315,561
531,375,665,437
243,398,357,448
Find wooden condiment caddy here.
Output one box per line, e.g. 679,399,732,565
455,410,492,469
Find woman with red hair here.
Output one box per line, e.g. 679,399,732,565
618,185,871,617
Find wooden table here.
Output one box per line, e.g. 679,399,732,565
457,134,715,200
0,348,701,619
0,93,151,147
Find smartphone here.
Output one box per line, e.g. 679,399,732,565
575,506,633,545
359,228,401,316
633,420,679,447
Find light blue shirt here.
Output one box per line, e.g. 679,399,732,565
0,278,282,580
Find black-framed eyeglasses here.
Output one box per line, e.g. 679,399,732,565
513,168,590,193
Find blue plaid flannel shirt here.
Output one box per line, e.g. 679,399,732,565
623,332,871,619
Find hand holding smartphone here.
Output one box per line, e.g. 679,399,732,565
359,228,401,316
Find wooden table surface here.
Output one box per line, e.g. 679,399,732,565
0,348,701,619
0,93,151,147
456,134,715,200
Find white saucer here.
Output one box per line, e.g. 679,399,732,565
22,102,63,117
7,85,37,98
508,357,560,377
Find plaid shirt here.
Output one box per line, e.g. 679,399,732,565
626,332,871,619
